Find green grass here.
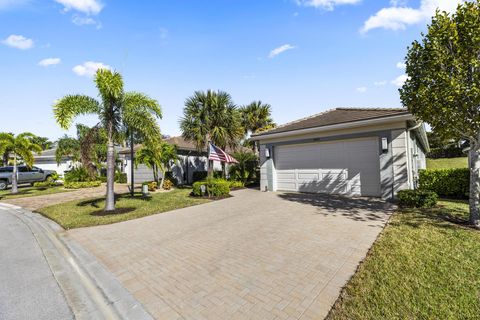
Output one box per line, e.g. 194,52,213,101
427,157,468,170
37,188,210,229
328,199,480,320
0,185,72,200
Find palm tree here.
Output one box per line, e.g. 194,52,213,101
135,141,178,189
240,101,275,152
180,90,243,176
0,133,42,194
54,69,162,211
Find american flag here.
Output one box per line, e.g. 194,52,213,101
208,143,239,163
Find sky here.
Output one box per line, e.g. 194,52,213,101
0,0,464,141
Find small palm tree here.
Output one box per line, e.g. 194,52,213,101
54,69,162,211
240,101,275,152
135,141,178,189
0,133,42,193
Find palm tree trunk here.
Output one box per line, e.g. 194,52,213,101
160,168,166,190
105,130,115,211
11,154,18,194
153,164,158,184
469,141,480,228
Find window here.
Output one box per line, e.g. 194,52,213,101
0,167,13,172
18,166,28,172
31,167,39,172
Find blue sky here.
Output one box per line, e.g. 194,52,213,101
0,0,462,140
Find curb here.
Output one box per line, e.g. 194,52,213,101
0,203,153,320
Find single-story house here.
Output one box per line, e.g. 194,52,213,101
119,136,228,185
33,148,73,176
251,108,429,200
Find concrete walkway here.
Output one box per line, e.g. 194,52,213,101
69,189,394,320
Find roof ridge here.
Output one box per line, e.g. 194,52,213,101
335,107,407,111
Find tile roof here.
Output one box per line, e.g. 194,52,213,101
252,108,410,137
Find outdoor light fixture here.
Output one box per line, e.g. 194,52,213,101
381,137,388,152
265,147,271,158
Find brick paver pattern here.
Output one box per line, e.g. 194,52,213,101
68,189,393,320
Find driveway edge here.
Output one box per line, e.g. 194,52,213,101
0,203,153,320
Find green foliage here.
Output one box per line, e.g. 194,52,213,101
428,147,465,159
397,190,438,208
64,166,96,183
29,135,53,150
180,90,243,151
64,181,102,189
33,181,56,188
135,140,178,184
419,169,469,198
192,178,230,197
228,151,257,183
115,172,127,183
192,171,208,183
228,180,245,189
240,101,276,135
0,132,42,168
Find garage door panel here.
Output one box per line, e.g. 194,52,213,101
275,138,381,197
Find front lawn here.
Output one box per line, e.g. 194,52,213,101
0,185,72,200
328,199,480,320
426,157,468,169
37,188,210,229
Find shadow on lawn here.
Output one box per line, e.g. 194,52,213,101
0,186,49,200
278,192,394,223
76,193,152,212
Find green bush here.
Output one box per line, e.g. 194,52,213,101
192,171,208,183
64,181,102,189
428,146,465,159
47,172,60,182
162,179,174,190
64,166,96,183
192,178,230,197
33,181,56,188
397,189,438,208
115,172,127,183
419,168,469,198
98,176,107,183
229,180,245,189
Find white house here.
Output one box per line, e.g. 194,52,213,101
251,108,429,200
33,148,73,176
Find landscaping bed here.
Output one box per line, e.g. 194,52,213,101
36,188,209,229
327,199,480,319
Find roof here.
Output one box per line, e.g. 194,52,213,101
252,108,411,137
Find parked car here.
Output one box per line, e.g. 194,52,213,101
0,166,57,190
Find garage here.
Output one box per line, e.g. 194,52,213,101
274,138,381,197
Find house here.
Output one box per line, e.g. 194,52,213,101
119,136,227,185
33,148,73,176
250,108,429,200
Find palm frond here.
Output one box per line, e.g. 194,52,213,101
53,95,101,129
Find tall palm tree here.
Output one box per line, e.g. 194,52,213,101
54,69,162,211
180,90,243,176
0,133,42,194
240,101,275,135
135,141,178,189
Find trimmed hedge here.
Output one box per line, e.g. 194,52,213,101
64,181,102,189
192,178,230,197
398,189,438,208
33,181,57,188
229,180,245,189
419,168,469,198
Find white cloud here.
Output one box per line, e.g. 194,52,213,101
73,61,111,77
396,62,406,69
391,74,409,87
1,34,34,49
356,86,368,93
374,80,387,86
361,0,464,33
269,44,296,58
55,0,103,15
38,58,61,67
296,0,361,11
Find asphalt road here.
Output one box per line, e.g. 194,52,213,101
0,206,73,320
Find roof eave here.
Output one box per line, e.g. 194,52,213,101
251,113,414,141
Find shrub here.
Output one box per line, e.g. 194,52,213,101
162,179,174,190
98,176,107,183
192,171,223,183
397,189,438,208
47,172,60,182
229,180,245,189
64,181,102,189
427,146,465,159
164,172,177,186
33,181,56,188
115,172,127,183
419,168,469,198
192,178,230,197
64,166,96,183
142,181,157,191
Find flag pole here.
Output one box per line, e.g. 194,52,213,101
207,141,213,178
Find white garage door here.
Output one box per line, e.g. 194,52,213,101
275,138,381,197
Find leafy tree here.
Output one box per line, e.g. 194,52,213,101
228,151,257,183
180,90,243,176
240,101,276,152
30,135,53,150
0,133,42,193
54,69,162,211
135,141,178,189
399,1,480,227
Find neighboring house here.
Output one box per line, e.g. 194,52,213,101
120,136,227,185
33,148,73,176
251,108,429,200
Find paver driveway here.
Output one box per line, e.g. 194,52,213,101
68,189,393,320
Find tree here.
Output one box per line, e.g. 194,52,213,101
228,151,257,183
0,133,42,193
180,90,243,176
30,135,53,150
54,69,162,211
135,141,178,189
399,1,480,227
240,101,276,152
